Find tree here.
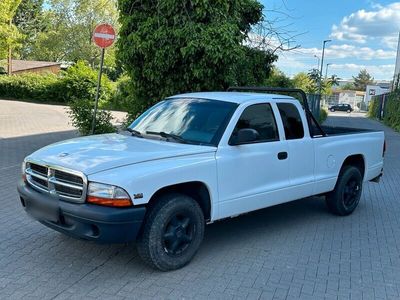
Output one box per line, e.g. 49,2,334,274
293,72,313,93
13,0,45,59
0,0,23,61
353,69,375,91
328,74,340,87
28,0,118,65
117,0,277,118
264,67,293,88
342,82,357,90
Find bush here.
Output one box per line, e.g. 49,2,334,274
319,108,328,123
0,73,62,102
367,96,380,119
0,61,113,104
105,74,133,111
62,61,112,103
383,92,400,132
68,99,116,135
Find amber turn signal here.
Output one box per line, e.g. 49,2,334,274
87,195,132,207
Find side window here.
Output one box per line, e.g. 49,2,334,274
230,104,279,144
277,103,305,140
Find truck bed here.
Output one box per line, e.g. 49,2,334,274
320,125,378,136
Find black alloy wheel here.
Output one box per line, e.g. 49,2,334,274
136,193,205,271
162,214,195,256
326,166,363,216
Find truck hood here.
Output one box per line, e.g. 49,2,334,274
26,133,216,175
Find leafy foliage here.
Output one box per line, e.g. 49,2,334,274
117,0,276,119
353,69,374,91
68,99,116,135
0,61,112,103
319,108,328,123
25,0,118,66
368,92,400,132
106,74,133,111
382,92,400,132
0,73,60,101
0,0,23,59
62,61,112,103
13,0,45,59
264,67,293,88
367,96,380,119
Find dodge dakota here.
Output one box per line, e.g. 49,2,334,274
17,87,385,271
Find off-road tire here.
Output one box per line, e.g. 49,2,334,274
326,166,363,216
136,193,205,271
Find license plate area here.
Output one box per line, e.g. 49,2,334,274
25,198,60,223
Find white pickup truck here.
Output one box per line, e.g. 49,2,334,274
18,88,385,271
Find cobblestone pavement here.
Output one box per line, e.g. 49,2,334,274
1,102,399,299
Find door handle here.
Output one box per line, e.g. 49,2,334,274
277,152,288,160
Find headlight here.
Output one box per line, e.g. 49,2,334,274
87,182,132,207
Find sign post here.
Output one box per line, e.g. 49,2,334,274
91,23,116,134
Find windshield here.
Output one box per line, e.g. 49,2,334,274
128,98,238,146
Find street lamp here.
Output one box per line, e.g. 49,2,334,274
325,63,332,79
314,55,320,70
318,39,332,95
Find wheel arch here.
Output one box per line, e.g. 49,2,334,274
148,181,212,221
340,154,366,179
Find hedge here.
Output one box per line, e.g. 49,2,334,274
0,61,112,104
367,96,380,119
368,92,400,132
382,92,400,132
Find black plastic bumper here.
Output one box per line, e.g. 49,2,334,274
17,180,146,243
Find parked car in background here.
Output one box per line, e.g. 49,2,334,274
329,103,353,113
18,88,385,271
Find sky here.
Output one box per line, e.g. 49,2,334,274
258,0,400,80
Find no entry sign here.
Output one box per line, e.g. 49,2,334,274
91,23,116,134
93,24,116,48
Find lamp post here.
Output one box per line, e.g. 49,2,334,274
325,63,332,79
314,55,320,70
318,39,332,96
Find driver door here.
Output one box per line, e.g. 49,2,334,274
216,103,290,219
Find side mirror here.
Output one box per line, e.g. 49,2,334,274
230,128,260,145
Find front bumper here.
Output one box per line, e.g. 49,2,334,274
17,180,146,243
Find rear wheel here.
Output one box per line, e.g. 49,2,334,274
347,109,351,113
326,166,363,216
330,108,335,112
136,193,205,271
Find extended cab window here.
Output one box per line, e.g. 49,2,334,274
277,103,304,140
230,104,279,144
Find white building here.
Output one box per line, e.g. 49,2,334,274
365,85,390,105
394,32,400,86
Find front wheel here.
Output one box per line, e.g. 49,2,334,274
136,193,205,271
347,109,351,113
326,166,363,216
330,108,335,112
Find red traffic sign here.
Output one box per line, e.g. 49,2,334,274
93,24,116,48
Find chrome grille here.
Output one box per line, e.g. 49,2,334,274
25,161,87,203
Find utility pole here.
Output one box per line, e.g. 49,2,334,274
7,19,12,75
314,55,320,70
325,63,332,79
318,39,331,96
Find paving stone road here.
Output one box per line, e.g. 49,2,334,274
1,100,399,299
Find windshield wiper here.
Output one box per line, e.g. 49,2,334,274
146,131,188,144
127,128,143,138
